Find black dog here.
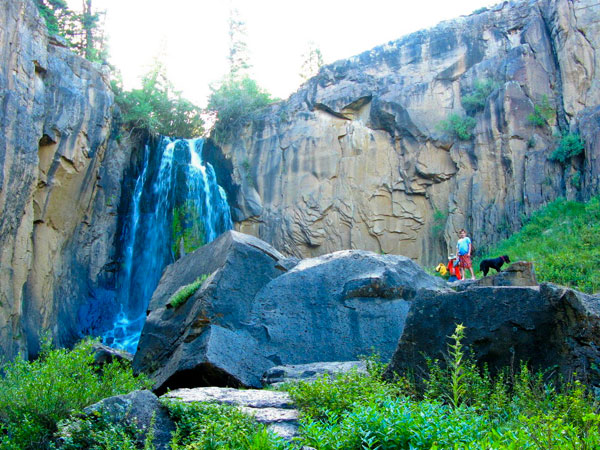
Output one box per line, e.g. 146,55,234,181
479,255,511,276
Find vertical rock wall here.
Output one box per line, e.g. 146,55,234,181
218,0,600,265
0,0,127,358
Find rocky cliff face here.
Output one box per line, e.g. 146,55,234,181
219,0,600,264
0,0,126,358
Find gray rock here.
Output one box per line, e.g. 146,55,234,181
385,283,600,387
262,361,368,386
457,261,538,290
164,387,298,440
80,390,174,450
133,231,289,392
134,231,444,393
91,342,133,366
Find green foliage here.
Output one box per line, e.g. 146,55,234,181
550,133,585,164
439,113,477,141
0,336,151,450
461,78,496,114
285,366,405,422
167,275,208,309
431,208,448,238
570,171,582,189
475,196,600,293
34,0,106,62
289,334,600,450
528,95,556,127
207,76,277,142
56,408,154,450
34,0,69,35
112,62,204,138
163,400,288,450
172,202,206,259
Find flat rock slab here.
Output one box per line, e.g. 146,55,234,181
262,361,368,386
163,387,299,440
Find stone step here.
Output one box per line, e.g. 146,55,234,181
163,387,299,440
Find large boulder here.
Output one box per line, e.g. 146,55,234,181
385,283,600,387
134,231,444,393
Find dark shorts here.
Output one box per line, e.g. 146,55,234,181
459,254,472,269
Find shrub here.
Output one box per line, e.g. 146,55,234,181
163,400,289,450
0,337,151,450
207,76,277,142
461,78,496,114
167,275,208,309
439,113,477,140
550,132,585,164
528,94,555,127
112,62,204,138
292,326,600,450
56,409,154,450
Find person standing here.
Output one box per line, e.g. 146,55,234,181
457,229,475,280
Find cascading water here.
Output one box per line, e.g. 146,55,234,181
102,137,233,353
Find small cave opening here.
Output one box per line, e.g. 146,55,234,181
155,362,242,396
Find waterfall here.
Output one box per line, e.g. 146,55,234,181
102,137,233,353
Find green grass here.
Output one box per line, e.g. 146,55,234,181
167,274,208,309
474,196,600,293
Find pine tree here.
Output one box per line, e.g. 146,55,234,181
300,41,324,81
227,7,251,78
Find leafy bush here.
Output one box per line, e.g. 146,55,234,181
475,195,600,293
461,78,496,114
207,76,277,142
112,63,204,138
290,325,600,450
550,132,585,164
167,275,208,309
163,400,288,450
0,337,151,450
439,113,477,140
528,95,555,127
56,409,155,450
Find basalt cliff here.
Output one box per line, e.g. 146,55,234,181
0,0,132,358
2,0,600,359
220,0,600,264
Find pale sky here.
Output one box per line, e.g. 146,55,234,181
79,0,500,106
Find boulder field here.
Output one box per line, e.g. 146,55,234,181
134,231,600,393
133,231,441,392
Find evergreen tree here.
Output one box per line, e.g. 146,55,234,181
34,0,106,62
227,6,251,78
300,41,324,81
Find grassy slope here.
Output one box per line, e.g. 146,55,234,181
474,196,600,293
